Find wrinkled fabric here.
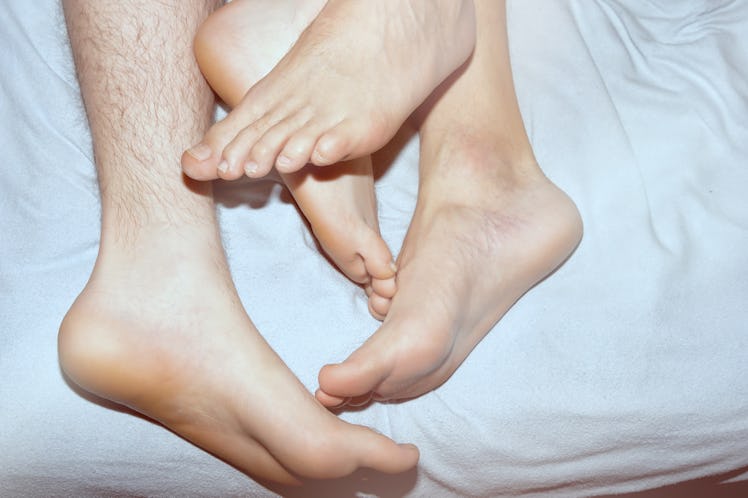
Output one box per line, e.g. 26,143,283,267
1,1,746,496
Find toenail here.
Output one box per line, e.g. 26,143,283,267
217,160,229,174
276,154,292,169
186,143,212,161
244,161,259,176
312,149,330,165
348,393,374,407
330,398,349,409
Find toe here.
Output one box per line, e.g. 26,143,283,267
276,127,324,173
183,121,243,180
181,143,221,181
329,252,369,285
318,347,393,400
361,234,397,282
311,121,353,166
290,422,418,479
346,393,374,407
368,293,391,321
246,116,305,177
215,157,248,181
221,114,280,178
349,427,419,474
312,118,387,166
182,95,272,179
314,389,347,408
370,275,397,299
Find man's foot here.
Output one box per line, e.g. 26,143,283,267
316,138,583,402
181,0,476,177
183,0,397,317
58,225,418,485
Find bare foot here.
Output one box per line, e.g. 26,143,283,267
58,224,418,485
317,139,583,402
316,0,583,403
185,0,396,319
283,163,398,319
183,0,397,318
181,0,476,177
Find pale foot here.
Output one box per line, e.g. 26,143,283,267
182,0,476,177
182,0,397,318
58,225,418,485
284,162,397,319
316,139,583,402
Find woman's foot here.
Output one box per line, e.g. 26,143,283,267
182,0,476,177
59,224,418,485
317,139,583,402
284,161,398,319
183,0,397,317
316,0,583,404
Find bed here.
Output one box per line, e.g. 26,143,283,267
2,0,747,496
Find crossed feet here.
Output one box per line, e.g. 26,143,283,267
182,0,472,317
61,0,584,489
180,0,583,405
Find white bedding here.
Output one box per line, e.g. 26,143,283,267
2,0,747,496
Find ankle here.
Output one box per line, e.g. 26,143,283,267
421,131,541,186
95,221,226,288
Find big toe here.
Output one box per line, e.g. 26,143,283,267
182,143,221,181
311,125,352,166
318,351,392,400
350,427,419,474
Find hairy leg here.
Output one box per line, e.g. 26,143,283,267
60,0,417,485
181,0,476,177
317,0,583,404
184,0,397,318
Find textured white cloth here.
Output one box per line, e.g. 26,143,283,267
1,0,747,496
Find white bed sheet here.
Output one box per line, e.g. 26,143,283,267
2,0,747,496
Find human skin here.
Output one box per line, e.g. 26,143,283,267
189,0,398,319
316,0,584,405
181,0,582,408
180,0,477,177
58,0,418,487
